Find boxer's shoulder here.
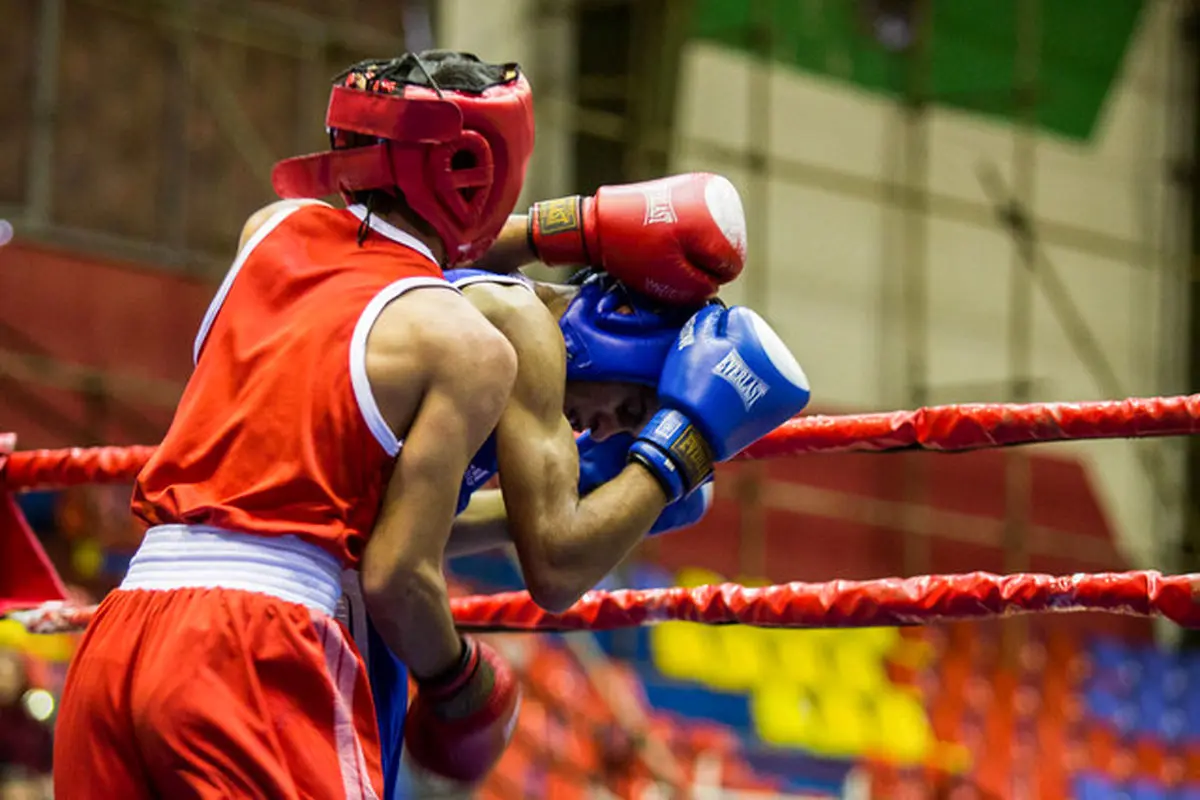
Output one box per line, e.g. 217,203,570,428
460,279,565,410
237,199,330,252
460,279,554,343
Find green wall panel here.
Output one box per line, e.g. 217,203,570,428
693,0,1145,141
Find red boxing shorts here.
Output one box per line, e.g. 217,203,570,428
53,526,383,800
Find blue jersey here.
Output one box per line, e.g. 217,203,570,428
456,432,498,514
370,268,529,798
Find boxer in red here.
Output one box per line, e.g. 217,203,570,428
52,51,755,799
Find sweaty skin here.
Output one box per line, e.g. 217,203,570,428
445,279,671,611
360,287,516,679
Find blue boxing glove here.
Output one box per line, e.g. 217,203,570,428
629,305,810,501
576,431,713,535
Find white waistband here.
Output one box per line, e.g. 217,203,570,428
121,525,343,616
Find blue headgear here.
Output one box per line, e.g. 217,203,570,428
559,272,699,386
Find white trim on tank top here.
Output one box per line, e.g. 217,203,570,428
193,203,306,365
350,277,460,456
194,203,439,366
451,272,535,293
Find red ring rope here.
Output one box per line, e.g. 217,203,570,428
3,392,1199,635
8,570,1198,634
2,393,1197,491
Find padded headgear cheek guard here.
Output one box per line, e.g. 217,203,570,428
559,273,702,387
271,58,535,266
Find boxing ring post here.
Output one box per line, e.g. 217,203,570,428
3,391,1200,634
0,433,68,615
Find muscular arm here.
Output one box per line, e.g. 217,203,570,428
359,289,517,678
471,284,668,612
467,214,536,274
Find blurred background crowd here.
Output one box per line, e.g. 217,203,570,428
2,0,1199,797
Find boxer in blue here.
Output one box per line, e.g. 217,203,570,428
350,268,812,797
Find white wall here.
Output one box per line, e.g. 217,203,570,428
672,0,1191,569
437,0,577,207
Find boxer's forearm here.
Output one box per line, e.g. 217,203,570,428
361,404,481,680
468,214,536,274
511,466,667,612
362,561,462,680
553,465,667,587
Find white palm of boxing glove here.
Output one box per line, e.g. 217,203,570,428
629,305,810,502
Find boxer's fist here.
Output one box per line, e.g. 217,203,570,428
404,637,520,785
528,173,746,305
576,431,713,535
630,305,810,501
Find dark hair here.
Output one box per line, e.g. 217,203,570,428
334,50,513,99
332,51,515,241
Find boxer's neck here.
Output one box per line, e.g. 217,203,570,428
376,210,447,264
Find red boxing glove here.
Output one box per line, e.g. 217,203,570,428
528,172,747,305
404,637,520,785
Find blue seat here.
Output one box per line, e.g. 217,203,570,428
1184,691,1200,736
635,664,753,731
1153,707,1188,744
1073,774,1130,800
1089,637,1128,667
1127,779,1168,800
1184,651,1200,683
1136,648,1190,699
1176,784,1200,800
1138,684,1167,722
1165,668,1190,701
1085,685,1137,733
1136,646,1169,674
1088,638,1139,697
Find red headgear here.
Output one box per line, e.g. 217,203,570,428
271,55,535,265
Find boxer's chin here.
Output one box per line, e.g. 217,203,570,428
399,749,477,799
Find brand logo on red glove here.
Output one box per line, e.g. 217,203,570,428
537,198,581,235
642,186,678,226
713,351,769,411
642,278,691,304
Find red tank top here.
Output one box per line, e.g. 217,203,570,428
132,203,451,567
